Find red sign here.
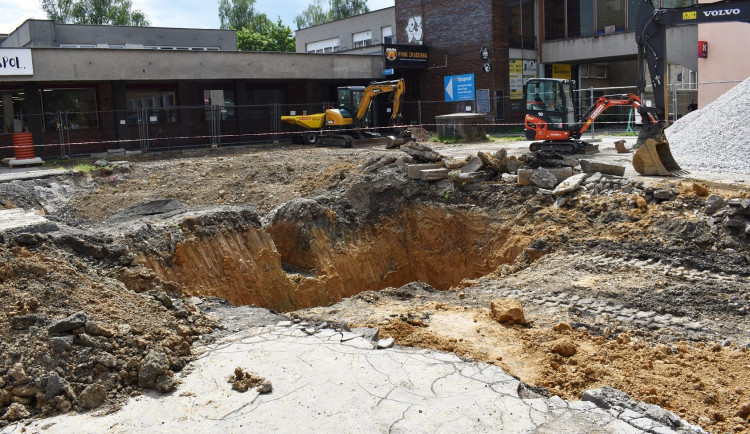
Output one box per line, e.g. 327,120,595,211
698,41,708,58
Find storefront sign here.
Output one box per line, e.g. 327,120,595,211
552,64,572,79
0,49,33,76
383,44,429,69
698,41,708,58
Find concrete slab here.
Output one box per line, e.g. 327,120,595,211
4,324,668,433
0,166,69,183
0,209,49,231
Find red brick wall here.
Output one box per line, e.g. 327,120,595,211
395,0,511,125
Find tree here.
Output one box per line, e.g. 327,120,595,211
218,0,295,52
41,0,149,26
295,0,369,29
236,16,295,52
218,0,256,30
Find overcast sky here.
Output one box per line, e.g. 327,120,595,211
0,0,395,34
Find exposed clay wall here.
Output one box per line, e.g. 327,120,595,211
136,204,529,312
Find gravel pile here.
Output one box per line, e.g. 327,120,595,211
665,77,750,175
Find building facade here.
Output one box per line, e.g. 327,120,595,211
0,20,385,158
295,7,396,55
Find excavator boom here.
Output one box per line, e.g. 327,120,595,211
633,0,750,175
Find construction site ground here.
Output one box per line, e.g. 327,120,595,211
1,134,749,433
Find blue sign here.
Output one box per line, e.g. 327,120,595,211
444,74,475,102
383,68,394,76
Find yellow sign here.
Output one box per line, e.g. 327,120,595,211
552,64,572,79
509,59,523,75
683,11,697,20
509,60,523,99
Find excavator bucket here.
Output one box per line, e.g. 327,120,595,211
633,139,682,176
631,121,683,176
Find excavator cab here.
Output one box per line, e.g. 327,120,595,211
524,79,578,141
326,86,371,128
336,86,365,120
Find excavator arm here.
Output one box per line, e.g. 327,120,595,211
573,94,657,136
355,79,406,121
636,0,750,121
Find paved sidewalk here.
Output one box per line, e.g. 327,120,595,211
0,165,69,183
4,320,702,434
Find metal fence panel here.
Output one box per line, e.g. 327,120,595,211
0,80,740,159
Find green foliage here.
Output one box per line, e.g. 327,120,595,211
236,16,295,52
435,135,461,144
218,0,295,52
218,0,255,30
295,0,369,29
41,0,149,26
72,163,97,173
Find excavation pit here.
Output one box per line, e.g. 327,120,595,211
134,201,529,312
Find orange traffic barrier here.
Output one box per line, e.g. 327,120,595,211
13,132,35,160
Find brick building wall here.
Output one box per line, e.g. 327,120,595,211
395,0,511,126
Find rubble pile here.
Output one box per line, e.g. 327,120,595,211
0,245,216,425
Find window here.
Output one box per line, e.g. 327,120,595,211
204,89,235,121
306,38,340,53
543,0,565,40
42,88,98,130
580,64,608,78
126,88,178,124
568,0,596,37
381,26,394,44
353,31,372,48
597,0,626,34
509,0,535,48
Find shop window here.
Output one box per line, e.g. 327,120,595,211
42,88,98,130
0,90,29,133
126,89,178,125
203,89,235,121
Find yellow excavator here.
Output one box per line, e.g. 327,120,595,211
281,79,412,147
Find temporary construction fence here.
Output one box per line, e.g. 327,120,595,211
0,80,736,160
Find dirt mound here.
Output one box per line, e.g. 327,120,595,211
0,245,216,424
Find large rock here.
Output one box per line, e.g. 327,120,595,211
704,194,725,215
138,350,170,389
549,338,577,357
530,168,558,189
79,384,107,409
45,372,68,401
2,402,30,421
553,173,587,196
490,299,526,325
48,311,87,335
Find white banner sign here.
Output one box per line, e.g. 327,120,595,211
0,49,33,76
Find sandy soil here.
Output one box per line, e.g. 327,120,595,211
2,136,749,432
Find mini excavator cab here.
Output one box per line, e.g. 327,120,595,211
523,78,578,141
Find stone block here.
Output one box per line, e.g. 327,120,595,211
460,156,485,173
408,163,443,180
580,160,626,177
420,168,450,181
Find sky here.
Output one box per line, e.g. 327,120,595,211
0,0,395,34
